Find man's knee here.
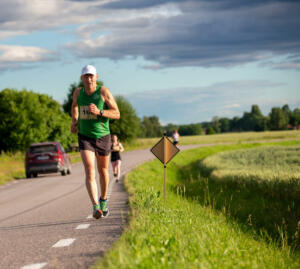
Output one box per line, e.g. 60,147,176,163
99,167,109,178
85,167,95,180
85,174,95,183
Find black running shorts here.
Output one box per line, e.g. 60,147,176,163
78,133,111,156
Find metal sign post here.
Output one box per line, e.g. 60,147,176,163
164,164,166,201
150,132,180,201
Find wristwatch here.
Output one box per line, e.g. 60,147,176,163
100,109,104,117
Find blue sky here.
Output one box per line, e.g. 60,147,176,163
0,0,299,125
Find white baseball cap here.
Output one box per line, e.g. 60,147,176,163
81,65,97,75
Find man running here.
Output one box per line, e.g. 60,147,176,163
71,65,120,219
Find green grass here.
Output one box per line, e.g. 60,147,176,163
68,151,82,163
93,140,300,269
202,144,300,180
176,142,300,251
123,130,300,150
0,151,81,185
0,152,25,185
0,130,299,185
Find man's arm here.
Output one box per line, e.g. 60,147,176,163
70,88,80,133
89,86,120,119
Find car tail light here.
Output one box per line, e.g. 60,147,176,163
57,152,63,164
26,153,35,163
51,153,60,161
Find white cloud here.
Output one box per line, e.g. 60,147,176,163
0,0,106,36
0,31,28,40
0,44,55,63
0,0,300,71
224,104,241,109
126,80,294,124
0,0,104,69
64,1,300,69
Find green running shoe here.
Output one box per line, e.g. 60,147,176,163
99,198,109,218
93,204,102,219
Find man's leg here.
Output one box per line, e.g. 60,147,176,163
96,155,110,200
80,150,99,206
96,155,110,217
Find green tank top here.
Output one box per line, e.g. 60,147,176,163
77,86,110,138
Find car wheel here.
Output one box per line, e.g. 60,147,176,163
33,172,38,178
26,172,31,178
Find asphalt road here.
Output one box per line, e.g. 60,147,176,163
0,145,199,269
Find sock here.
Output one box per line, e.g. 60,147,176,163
93,204,100,210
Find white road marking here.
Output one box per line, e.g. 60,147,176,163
87,215,93,219
21,262,47,269
52,238,76,248
76,223,90,229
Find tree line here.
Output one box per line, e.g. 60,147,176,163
202,104,300,135
1,83,299,153
0,89,77,152
63,83,300,137
139,105,300,137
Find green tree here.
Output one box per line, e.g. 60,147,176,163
211,116,221,133
0,89,76,152
251,105,268,131
164,123,179,136
219,118,230,133
141,116,162,138
269,107,289,130
239,105,267,131
63,80,103,116
282,104,292,125
230,116,241,132
206,126,216,135
110,95,140,142
178,123,202,136
290,108,300,126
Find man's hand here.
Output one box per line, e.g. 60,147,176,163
71,121,78,133
89,103,100,115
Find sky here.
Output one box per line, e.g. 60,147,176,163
0,0,299,125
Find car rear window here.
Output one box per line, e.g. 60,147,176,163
29,145,57,153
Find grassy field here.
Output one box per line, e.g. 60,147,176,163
123,130,300,150
93,140,300,269
1,131,299,267
0,130,299,186
0,151,82,185
202,144,300,180
0,152,25,185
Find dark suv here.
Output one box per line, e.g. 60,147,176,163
25,142,71,178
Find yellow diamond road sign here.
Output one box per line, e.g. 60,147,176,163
151,136,180,165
